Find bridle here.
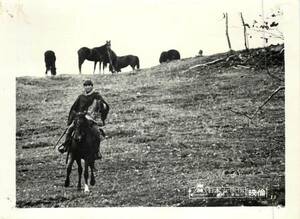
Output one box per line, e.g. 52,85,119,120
73,113,88,142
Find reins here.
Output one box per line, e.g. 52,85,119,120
53,127,68,150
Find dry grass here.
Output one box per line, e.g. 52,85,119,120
16,48,284,207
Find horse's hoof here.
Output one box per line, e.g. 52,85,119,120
84,184,90,193
90,179,96,186
64,180,70,187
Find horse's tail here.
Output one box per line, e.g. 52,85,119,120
78,54,82,74
136,57,140,69
78,49,85,74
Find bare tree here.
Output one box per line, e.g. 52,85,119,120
224,13,232,51
249,9,284,44
240,12,249,50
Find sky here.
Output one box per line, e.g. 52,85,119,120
0,0,287,77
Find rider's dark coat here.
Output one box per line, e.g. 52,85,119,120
67,90,108,125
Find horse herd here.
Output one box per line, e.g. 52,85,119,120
44,41,181,76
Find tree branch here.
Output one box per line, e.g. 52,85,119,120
188,54,236,70
229,86,285,120
265,68,284,82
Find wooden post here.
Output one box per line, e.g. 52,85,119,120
240,12,249,50
225,13,232,51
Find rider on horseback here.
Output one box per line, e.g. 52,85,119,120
58,79,109,160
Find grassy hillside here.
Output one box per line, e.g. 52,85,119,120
16,46,285,207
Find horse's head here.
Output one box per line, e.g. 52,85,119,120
105,40,117,73
109,64,120,72
73,112,89,142
106,40,111,49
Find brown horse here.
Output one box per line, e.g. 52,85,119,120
64,112,101,192
77,41,117,74
109,55,140,72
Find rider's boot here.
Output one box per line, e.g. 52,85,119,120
58,144,66,154
58,130,72,154
58,141,68,154
58,122,75,154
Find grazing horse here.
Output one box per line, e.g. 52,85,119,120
159,49,181,63
77,41,117,74
44,50,56,75
64,112,101,193
159,51,169,63
110,55,140,72
167,49,180,61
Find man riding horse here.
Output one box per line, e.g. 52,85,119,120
58,79,109,160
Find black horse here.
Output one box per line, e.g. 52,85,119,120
77,41,117,74
159,49,181,63
64,112,101,192
102,49,118,73
110,55,140,72
44,50,56,75
159,51,168,63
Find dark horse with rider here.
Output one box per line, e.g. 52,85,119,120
57,79,109,192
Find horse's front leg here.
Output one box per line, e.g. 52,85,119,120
76,159,83,191
83,160,90,193
93,61,97,74
45,66,49,75
98,61,102,74
65,156,74,187
78,58,85,74
131,64,135,71
90,160,96,186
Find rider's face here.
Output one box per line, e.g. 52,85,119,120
84,84,93,93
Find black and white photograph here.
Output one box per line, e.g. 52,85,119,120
1,0,300,217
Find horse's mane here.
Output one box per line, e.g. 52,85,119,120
74,113,90,133
93,44,107,53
